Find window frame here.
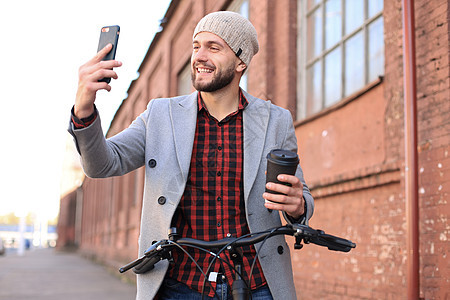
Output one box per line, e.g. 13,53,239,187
297,0,384,120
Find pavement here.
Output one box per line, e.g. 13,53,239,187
0,248,136,300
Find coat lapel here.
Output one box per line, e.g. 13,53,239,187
169,90,270,202
242,91,270,202
169,92,198,181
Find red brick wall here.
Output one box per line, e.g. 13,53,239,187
292,0,449,298
248,0,298,115
57,189,77,249
293,81,406,299
78,174,142,269
72,0,449,298
414,0,449,299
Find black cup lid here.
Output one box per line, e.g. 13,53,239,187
267,149,299,165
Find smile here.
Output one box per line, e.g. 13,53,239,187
196,67,214,73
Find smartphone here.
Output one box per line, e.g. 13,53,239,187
97,25,120,83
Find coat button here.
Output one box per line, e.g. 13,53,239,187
157,196,166,205
277,245,284,255
148,159,157,168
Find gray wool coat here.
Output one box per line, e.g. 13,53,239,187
69,90,314,300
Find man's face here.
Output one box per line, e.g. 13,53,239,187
191,32,241,92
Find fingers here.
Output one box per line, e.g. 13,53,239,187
277,174,301,186
264,195,305,219
263,174,305,218
81,79,112,94
79,44,121,76
79,44,112,71
74,51,122,119
78,57,122,88
93,43,113,63
79,60,121,80
265,175,302,195
263,189,305,218
77,62,121,97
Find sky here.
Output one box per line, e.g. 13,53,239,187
0,0,171,220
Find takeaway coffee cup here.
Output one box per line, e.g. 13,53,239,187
265,149,299,197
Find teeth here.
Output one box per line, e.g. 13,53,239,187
197,68,213,73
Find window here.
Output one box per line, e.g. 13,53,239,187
298,0,384,119
177,61,192,95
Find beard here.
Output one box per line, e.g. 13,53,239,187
191,63,236,92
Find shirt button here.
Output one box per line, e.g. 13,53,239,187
217,196,222,201
217,171,221,177
226,233,231,237
218,146,222,150
217,222,221,227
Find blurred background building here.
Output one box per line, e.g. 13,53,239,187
57,0,449,298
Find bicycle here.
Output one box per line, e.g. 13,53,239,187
119,223,356,300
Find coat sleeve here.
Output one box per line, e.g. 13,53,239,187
280,110,315,224
67,105,150,178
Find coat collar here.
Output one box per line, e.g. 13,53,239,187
169,92,198,181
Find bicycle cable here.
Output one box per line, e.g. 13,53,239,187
168,240,222,300
201,227,283,300
247,226,281,298
200,230,259,300
169,239,252,300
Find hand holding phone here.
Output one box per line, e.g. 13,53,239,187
97,25,120,83
74,26,121,119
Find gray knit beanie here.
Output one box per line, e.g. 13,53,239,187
193,11,259,67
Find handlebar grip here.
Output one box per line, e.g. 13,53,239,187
312,232,356,252
119,243,165,274
132,255,162,274
119,257,146,273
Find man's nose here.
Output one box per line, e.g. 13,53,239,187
193,47,208,62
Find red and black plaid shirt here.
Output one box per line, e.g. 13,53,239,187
166,91,266,296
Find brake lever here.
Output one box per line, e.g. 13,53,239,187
144,240,166,256
291,224,319,240
119,240,168,273
291,224,316,249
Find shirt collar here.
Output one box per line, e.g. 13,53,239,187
197,89,249,112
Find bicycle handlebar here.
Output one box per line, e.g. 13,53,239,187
119,224,356,274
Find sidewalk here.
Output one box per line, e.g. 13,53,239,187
0,248,136,300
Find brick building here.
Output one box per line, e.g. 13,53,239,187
59,0,449,298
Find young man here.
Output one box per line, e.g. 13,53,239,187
70,11,314,300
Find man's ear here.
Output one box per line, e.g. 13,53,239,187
236,61,247,73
